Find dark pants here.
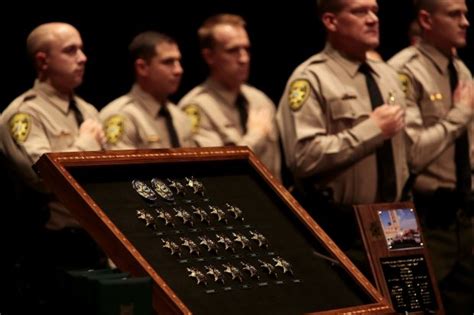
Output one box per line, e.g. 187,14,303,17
296,187,374,284
414,189,473,315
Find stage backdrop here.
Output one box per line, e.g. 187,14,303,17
1,0,472,110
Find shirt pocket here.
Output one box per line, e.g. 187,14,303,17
48,127,75,149
144,133,163,148
420,92,446,126
327,98,370,133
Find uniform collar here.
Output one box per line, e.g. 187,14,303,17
130,83,166,117
417,40,451,75
204,78,241,107
34,79,72,114
324,43,381,78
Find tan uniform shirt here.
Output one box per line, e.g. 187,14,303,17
100,84,195,149
0,80,102,229
389,42,473,193
178,78,281,180
277,44,409,204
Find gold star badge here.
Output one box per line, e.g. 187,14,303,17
398,73,410,94
104,115,125,144
9,113,31,143
183,104,201,133
288,79,310,111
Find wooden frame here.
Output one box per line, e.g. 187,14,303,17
354,202,444,314
35,147,392,314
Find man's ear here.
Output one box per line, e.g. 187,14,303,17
322,12,338,32
35,51,48,71
201,48,214,66
135,58,148,77
418,10,432,32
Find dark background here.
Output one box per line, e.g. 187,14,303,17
1,0,473,111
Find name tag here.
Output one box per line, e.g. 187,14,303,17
341,94,357,100
147,135,161,142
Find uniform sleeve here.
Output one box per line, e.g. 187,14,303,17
403,70,473,172
103,113,140,150
16,113,101,161
0,114,42,189
277,75,383,178
182,103,225,147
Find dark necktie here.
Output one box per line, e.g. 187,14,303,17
448,60,471,195
236,94,248,134
69,98,84,126
160,106,180,148
359,63,397,202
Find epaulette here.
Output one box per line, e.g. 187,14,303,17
390,47,420,68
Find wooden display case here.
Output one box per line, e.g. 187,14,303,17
35,147,392,314
354,202,443,314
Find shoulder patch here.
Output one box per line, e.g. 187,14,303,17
288,79,310,111
104,115,125,144
9,113,31,143
183,104,201,133
398,73,410,94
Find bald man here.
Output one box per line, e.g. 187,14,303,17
0,22,105,312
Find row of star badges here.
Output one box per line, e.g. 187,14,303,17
160,231,269,257
186,257,294,286
136,203,244,228
132,177,205,202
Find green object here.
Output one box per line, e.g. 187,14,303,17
95,276,153,315
65,269,152,314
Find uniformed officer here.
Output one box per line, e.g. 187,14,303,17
276,0,409,276
178,14,281,180
100,31,194,149
389,0,473,313
0,22,105,312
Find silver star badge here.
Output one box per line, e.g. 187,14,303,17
192,206,211,225
180,237,200,256
185,177,205,196
205,265,225,284
216,233,236,253
222,263,244,282
174,208,193,226
198,235,219,254
259,259,278,278
209,205,228,224
167,178,185,195
186,267,207,285
155,209,175,227
225,203,244,221
161,238,182,257
249,231,269,248
273,257,294,276
232,232,252,250
240,261,260,279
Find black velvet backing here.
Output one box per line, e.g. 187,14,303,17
69,160,374,314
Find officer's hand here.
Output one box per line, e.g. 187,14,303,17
453,80,474,112
370,104,405,138
247,107,272,137
79,119,106,146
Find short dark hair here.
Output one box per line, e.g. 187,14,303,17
129,31,176,62
413,0,438,13
198,14,246,49
317,0,345,17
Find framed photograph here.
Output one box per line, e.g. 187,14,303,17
377,208,423,250
354,202,443,314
